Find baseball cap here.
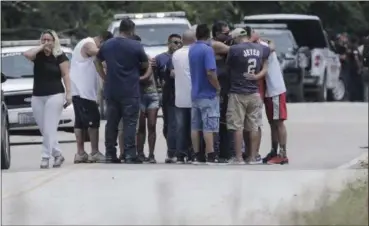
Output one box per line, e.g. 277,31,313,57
230,28,248,39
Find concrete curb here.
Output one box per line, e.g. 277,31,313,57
336,150,368,169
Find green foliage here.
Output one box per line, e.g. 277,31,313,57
1,1,368,40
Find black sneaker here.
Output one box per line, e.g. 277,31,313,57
262,150,278,164
192,152,203,165
105,155,121,164
206,152,217,165
125,157,143,164
217,157,229,164
119,153,125,163
147,154,157,164
176,155,186,164
137,152,148,162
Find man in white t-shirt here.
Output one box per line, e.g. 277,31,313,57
170,29,196,163
255,34,289,165
70,31,113,164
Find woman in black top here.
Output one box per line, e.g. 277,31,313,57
24,30,71,169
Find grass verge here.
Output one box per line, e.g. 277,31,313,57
283,159,368,226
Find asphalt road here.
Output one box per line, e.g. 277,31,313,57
5,102,368,172
2,102,368,225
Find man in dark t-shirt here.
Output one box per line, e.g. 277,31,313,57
95,18,149,163
153,34,182,163
226,28,270,165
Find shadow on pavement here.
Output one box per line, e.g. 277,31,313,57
10,140,76,146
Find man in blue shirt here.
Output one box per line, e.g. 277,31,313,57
189,24,221,165
95,18,149,164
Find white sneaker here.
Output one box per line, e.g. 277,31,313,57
40,158,50,169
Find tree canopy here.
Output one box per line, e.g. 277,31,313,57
2,1,369,40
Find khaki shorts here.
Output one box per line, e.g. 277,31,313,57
226,93,263,131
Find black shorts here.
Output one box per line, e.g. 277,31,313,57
72,96,100,129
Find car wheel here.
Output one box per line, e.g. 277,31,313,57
1,115,11,170
328,78,347,101
294,79,305,102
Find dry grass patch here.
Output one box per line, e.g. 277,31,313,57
283,160,368,226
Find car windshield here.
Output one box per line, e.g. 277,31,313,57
1,52,72,78
113,24,189,46
258,31,296,54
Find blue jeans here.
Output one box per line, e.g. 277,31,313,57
166,106,177,157
191,97,220,132
175,107,191,157
105,97,140,160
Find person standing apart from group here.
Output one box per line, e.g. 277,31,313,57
24,30,71,169
95,18,149,163
171,29,197,163
189,24,221,165
70,31,113,164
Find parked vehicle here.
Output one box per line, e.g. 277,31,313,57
1,39,75,135
1,72,11,170
234,23,306,101
243,14,346,102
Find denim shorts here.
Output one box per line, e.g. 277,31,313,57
191,97,220,132
140,93,160,111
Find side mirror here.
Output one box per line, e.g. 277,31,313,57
287,47,297,54
1,73,6,83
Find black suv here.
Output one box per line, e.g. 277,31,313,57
1,72,11,170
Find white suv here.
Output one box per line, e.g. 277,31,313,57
108,11,191,58
1,39,75,135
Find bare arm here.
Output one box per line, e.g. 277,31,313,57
254,60,269,80
60,61,71,94
170,69,175,78
83,42,99,57
212,41,230,55
207,70,221,92
94,58,106,81
23,44,44,61
140,60,153,81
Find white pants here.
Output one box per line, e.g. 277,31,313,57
31,93,64,158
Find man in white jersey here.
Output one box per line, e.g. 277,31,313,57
251,30,289,165
70,31,113,163
170,29,196,163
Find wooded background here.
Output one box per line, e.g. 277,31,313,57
2,1,369,41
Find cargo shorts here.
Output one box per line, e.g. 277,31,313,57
226,93,263,131
191,96,220,133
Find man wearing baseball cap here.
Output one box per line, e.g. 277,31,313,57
226,27,270,164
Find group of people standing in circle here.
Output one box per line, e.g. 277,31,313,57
25,18,289,168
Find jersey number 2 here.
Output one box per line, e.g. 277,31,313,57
247,58,257,74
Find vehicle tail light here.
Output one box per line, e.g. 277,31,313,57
314,55,321,67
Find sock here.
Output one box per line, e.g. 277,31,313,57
279,145,287,156
271,142,278,154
